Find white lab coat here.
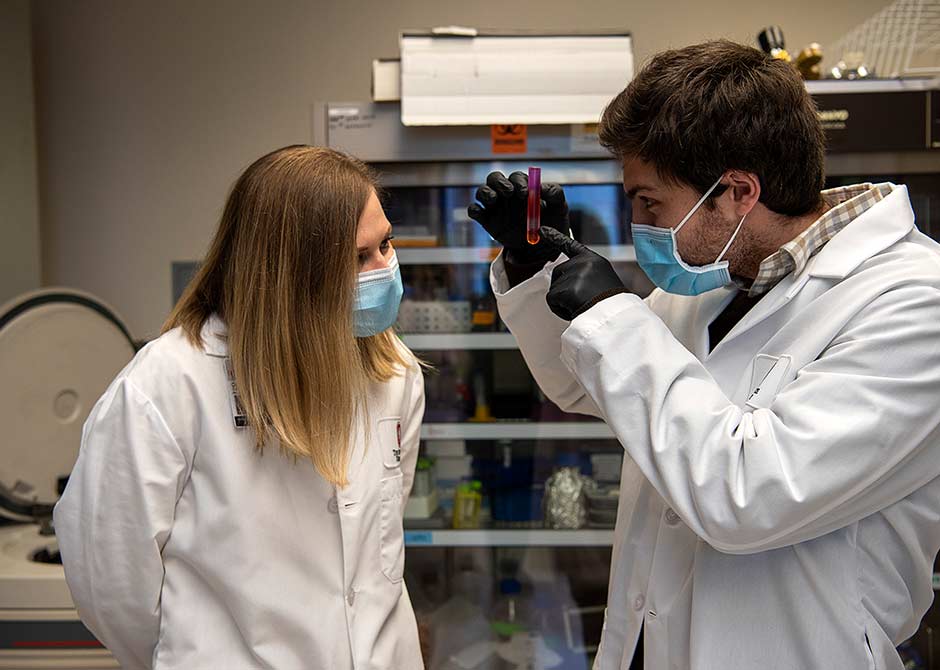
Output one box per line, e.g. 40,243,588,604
53,315,425,670
493,184,940,670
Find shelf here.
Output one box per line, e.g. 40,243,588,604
421,422,614,440
398,247,499,265
591,245,637,262
404,528,614,547
397,245,635,265
401,333,518,350
805,79,940,95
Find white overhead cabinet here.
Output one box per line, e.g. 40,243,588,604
399,33,634,126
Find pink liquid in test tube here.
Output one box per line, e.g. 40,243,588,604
527,167,541,245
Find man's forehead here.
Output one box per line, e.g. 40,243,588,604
620,156,661,190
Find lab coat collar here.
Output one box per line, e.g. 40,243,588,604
707,185,913,357
200,314,229,357
805,184,915,280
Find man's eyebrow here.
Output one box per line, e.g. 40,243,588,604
626,185,655,199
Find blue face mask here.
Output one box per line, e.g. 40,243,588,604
631,176,748,296
353,252,403,337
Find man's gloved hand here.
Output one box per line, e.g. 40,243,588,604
467,171,571,269
541,226,628,321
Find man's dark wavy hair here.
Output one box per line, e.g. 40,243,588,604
599,40,826,216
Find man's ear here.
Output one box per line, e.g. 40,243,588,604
724,171,761,218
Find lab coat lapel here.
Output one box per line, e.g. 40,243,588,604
707,273,799,357
692,288,738,359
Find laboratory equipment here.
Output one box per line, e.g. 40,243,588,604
757,26,791,61
0,288,136,669
830,53,873,80
796,44,824,80
825,0,940,79
585,488,619,529
452,481,483,529
527,167,541,245
404,457,440,520
543,455,594,530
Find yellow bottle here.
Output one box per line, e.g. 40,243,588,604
452,480,483,529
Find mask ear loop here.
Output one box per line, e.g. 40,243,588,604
715,213,748,263
673,175,726,234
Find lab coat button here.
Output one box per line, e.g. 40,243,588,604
665,509,680,526
633,595,645,611
347,589,356,606
327,496,339,514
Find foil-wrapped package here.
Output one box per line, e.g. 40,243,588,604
543,467,596,529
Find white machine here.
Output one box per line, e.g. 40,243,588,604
0,289,136,669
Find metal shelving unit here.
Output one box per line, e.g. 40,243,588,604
404,529,614,547
421,422,615,440
397,245,636,265
401,333,519,350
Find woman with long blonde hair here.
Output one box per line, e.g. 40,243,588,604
54,146,425,669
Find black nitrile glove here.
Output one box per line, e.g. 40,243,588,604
541,226,628,321
467,171,571,283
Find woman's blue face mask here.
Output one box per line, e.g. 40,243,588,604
353,252,403,337
631,176,747,296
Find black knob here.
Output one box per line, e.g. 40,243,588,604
758,26,786,53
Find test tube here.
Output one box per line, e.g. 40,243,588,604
527,166,541,245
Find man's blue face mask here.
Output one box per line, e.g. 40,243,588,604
630,176,747,296
353,252,403,337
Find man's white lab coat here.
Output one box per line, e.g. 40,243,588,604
493,185,940,669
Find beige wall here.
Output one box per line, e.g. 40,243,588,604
1,0,40,306
32,0,889,338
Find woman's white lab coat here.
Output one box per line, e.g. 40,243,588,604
53,315,425,670
493,185,940,670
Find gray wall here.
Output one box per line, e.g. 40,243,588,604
1,0,40,306
31,0,889,338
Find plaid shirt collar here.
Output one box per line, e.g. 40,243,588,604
745,183,894,297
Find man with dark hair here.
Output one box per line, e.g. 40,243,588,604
469,40,940,669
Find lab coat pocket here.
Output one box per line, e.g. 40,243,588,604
745,355,792,410
376,416,404,470
379,473,405,583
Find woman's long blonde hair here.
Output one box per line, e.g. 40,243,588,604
164,145,411,486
